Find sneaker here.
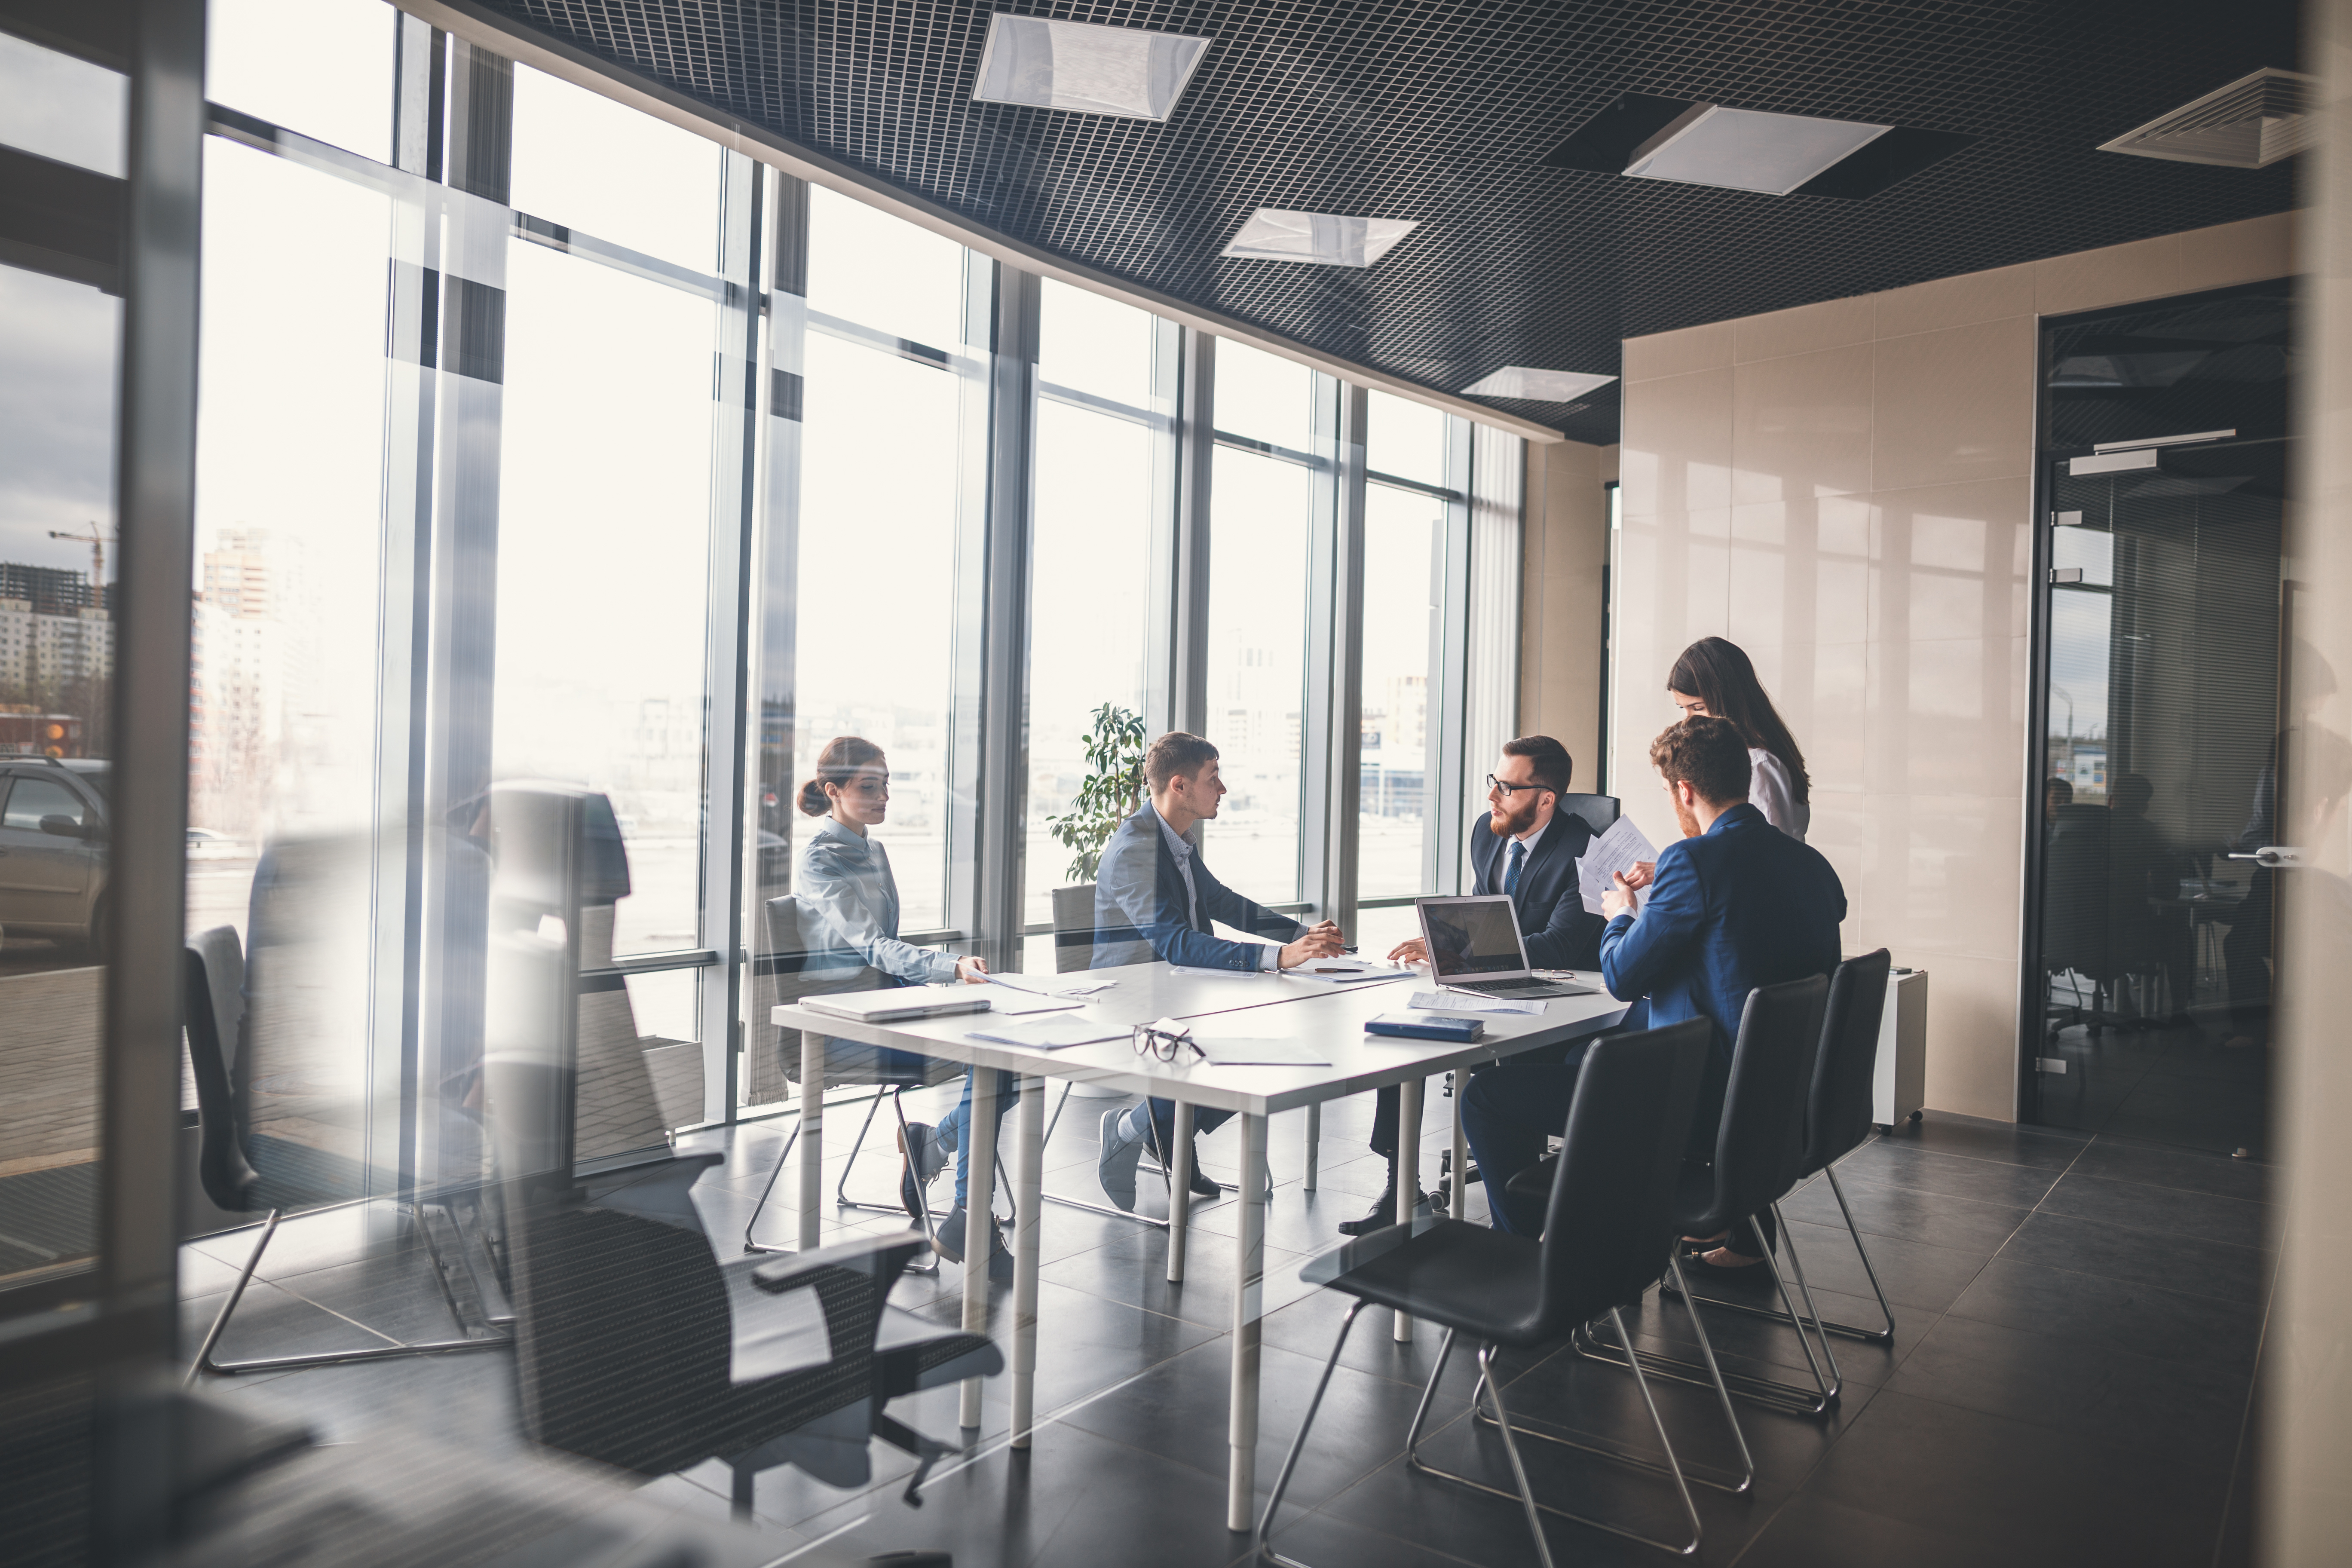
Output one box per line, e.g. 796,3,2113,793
1098,1105,1147,1211
898,1121,946,1220
934,1205,1014,1280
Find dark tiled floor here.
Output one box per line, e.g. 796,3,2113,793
178,1096,2272,1567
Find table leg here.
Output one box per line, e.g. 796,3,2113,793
1395,1076,1423,1341
796,1030,825,1252
1011,1074,1043,1448
1303,1102,1320,1192
960,1069,998,1430
1451,1075,1470,1224
1167,1100,1195,1284
1227,1112,1266,1533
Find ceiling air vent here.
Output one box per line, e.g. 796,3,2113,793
2099,68,2317,169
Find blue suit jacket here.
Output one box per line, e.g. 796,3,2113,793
1466,812,1605,970
1091,804,1305,971
1599,802,1846,1086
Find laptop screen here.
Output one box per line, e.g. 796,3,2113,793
1420,895,1528,979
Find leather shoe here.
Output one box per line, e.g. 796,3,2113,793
1336,1187,1428,1237
934,1205,1014,1280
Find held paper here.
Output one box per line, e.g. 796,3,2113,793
1576,814,1660,916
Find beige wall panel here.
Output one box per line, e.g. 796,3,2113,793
1616,217,2294,1124
1518,438,1609,782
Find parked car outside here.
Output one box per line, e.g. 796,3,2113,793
0,758,109,959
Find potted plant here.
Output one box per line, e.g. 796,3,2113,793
1046,702,1146,886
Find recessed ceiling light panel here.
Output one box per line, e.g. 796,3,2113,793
971,15,1212,121
2099,67,2315,169
1461,367,1618,402
1624,105,1890,195
1222,209,1419,267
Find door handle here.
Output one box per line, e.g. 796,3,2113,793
2226,846,2306,868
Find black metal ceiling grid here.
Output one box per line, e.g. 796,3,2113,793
490,0,2300,443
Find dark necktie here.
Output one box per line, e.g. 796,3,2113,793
1504,838,1526,898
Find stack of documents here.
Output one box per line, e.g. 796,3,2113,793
1408,989,1545,1016
1576,815,1659,916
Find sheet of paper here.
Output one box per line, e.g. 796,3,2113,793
980,990,1088,1016
1192,1038,1332,1067
1408,989,1546,1016
1284,958,1409,985
1168,965,1276,978
968,1016,1129,1049
1576,813,1660,916
987,972,1118,997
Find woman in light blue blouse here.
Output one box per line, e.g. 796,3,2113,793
798,735,1010,1276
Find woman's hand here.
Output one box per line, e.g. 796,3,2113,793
955,956,991,984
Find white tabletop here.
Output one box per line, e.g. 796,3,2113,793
771,959,1629,1116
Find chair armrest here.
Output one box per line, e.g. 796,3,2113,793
751,1231,932,1295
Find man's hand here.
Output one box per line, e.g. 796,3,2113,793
1622,860,1656,891
1602,871,1640,922
1387,937,1428,965
1279,921,1347,969
954,956,992,984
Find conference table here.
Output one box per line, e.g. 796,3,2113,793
772,959,1628,1531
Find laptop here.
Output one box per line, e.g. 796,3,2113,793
800,990,994,1025
1415,894,1597,1000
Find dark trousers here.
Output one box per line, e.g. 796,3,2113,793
1145,1097,1234,1152
1368,1035,1580,1160
2225,869,2273,1031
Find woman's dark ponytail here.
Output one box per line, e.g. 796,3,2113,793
799,735,887,816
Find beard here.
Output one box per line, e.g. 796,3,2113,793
1672,791,1702,839
1489,796,1540,838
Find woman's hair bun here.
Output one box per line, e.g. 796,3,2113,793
796,778,831,816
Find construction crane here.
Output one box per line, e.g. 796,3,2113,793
47,521,111,611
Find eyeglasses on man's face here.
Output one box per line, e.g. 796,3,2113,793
1132,1023,1205,1063
1486,774,1549,797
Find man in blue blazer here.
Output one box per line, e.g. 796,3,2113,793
1337,735,1605,1235
1091,732,1346,1209
1461,715,1845,1264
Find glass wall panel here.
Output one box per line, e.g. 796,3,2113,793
509,64,723,274
1358,482,1444,897
789,331,966,932
1026,282,1158,937
497,241,718,961
0,257,118,1293
1205,444,1313,901
1366,387,1448,487
0,28,126,175
805,185,964,352
1213,338,1316,453
205,0,395,160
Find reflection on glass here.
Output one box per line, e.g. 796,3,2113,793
509,64,723,274
806,185,965,351
498,241,716,958
1037,277,1154,406
1026,398,1153,920
1205,445,1311,900
0,28,127,176
0,248,119,1292
1359,484,1443,897
1213,339,1314,451
793,331,963,931
205,0,395,162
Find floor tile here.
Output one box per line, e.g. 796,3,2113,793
1943,1256,2263,1369
2073,1136,2271,1203
2036,1171,2275,1250
1782,1165,2031,1257
1833,1142,2064,1208
1996,1209,2274,1307
1896,1110,2089,1169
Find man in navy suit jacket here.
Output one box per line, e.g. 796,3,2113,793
1463,716,1845,1258
1336,736,1606,1235
1090,732,1346,1209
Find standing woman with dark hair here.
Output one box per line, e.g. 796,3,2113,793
1666,636,1811,840
796,736,1010,1276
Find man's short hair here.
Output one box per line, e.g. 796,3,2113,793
1649,714,1750,806
1501,735,1573,795
1145,731,1220,792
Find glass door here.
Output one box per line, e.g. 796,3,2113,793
2028,282,2292,1153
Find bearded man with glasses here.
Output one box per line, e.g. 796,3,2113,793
1337,735,1608,1235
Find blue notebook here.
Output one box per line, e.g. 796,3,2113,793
1366,1012,1485,1043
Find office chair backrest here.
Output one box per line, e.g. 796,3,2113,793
1531,1018,1710,1331
184,926,258,1215
765,894,946,1092
1704,973,1830,1226
1050,882,1098,974
1804,950,1892,1175
1554,793,1620,838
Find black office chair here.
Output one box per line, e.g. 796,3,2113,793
1664,950,1896,1344
742,894,1011,1267
1557,973,1836,1415
499,1147,1000,1513
1553,792,1620,837
1259,1020,1748,1568
182,925,506,1381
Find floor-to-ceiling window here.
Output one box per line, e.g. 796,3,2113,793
1205,340,1326,904
1357,390,1455,902
1022,280,1165,969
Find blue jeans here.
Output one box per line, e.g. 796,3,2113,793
1144,1097,1233,1154
937,1069,1016,1209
